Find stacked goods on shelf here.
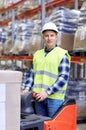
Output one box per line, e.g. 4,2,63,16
73,0,86,50
66,79,86,121
8,19,42,55
0,28,7,55
9,19,33,55
46,6,80,50
17,0,39,14
0,19,41,70
69,62,84,79
27,20,42,55
0,0,21,9
0,21,32,70
4,0,21,8
3,22,18,55
0,0,4,9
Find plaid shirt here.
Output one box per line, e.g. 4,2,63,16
22,48,70,95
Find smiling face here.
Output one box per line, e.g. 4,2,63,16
43,30,58,50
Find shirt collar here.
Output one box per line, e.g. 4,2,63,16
45,44,57,53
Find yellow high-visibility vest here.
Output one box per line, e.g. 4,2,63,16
32,47,71,100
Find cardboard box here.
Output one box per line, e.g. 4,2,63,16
73,26,86,49
58,32,74,50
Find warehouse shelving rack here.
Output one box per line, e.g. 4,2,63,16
0,51,86,63
0,0,84,68
71,56,86,63
69,49,86,80
0,0,82,26
70,50,86,63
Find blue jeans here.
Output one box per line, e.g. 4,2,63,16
35,98,63,117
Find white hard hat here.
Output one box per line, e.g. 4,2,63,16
42,22,58,33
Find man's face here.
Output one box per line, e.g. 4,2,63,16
43,30,57,50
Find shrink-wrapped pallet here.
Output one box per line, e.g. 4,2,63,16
73,26,86,49
0,70,22,130
66,79,86,120
73,0,86,50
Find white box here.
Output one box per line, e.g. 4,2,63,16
0,70,22,130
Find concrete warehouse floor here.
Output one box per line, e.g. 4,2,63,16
77,123,86,130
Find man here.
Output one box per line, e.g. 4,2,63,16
21,22,71,117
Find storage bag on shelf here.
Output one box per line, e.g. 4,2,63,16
73,0,86,50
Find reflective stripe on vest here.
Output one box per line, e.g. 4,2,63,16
33,84,66,93
34,70,57,79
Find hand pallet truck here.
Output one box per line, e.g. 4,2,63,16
21,92,77,130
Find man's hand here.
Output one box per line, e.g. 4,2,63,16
35,91,48,102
